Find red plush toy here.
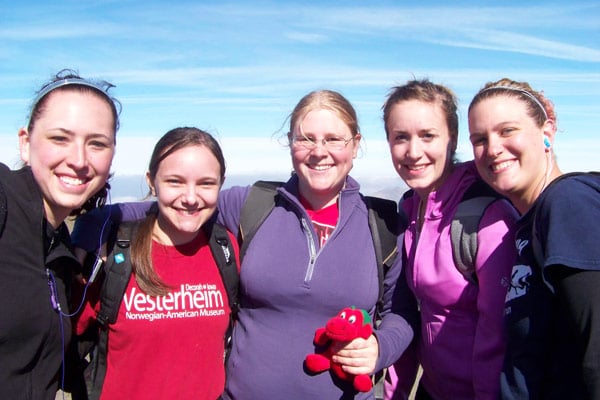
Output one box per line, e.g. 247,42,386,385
305,306,374,392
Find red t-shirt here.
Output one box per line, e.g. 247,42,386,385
79,230,233,400
301,198,339,247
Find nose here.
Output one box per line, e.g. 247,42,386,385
406,138,423,159
309,139,328,155
181,185,200,206
66,141,89,170
486,135,503,158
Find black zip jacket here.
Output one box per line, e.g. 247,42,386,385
0,164,77,400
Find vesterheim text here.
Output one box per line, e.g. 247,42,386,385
123,283,226,321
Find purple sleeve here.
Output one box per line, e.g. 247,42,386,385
71,201,154,252
373,238,417,372
216,185,252,238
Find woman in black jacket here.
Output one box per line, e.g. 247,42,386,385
0,69,120,400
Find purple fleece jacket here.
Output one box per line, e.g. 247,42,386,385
219,175,414,399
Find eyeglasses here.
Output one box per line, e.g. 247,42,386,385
291,135,354,151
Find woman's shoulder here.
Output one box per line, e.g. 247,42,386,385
0,164,28,183
534,173,600,229
0,162,10,177
0,165,40,203
542,172,600,205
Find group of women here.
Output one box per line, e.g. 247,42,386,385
0,69,598,400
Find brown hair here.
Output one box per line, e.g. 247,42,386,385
28,69,120,136
382,79,459,142
132,127,226,296
468,78,556,131
28,69,121,216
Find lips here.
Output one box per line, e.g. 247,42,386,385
59,175,88,186
403,164,429,175
175,208,201,216
490,160,514,173
309,163,333,171
405,164,426,171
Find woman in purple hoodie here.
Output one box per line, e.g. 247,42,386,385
383,80,518,400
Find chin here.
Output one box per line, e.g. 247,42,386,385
56,196,91,211
487,179,513,196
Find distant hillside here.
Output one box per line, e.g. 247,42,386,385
108,174,409,203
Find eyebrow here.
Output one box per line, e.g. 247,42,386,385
46,127,113,139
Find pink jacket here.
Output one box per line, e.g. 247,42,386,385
387,162,518,400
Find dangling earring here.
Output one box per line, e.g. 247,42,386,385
543,137,551,150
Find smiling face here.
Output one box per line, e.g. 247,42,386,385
290,109,360,209
468,95,554,212
147,144,222,246
19,90,115,227
386,99,455,198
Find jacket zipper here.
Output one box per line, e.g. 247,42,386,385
301,217,318,283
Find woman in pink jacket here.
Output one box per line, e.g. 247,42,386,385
382,79,519,400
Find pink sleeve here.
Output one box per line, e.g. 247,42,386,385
384,343,419,400
472,199,518,399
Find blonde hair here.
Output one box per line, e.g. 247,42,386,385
287,90,360,143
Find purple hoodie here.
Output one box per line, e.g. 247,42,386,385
387,162,518,400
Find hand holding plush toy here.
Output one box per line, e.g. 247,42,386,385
305,306,373,392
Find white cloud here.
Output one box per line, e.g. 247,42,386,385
437,29,600,63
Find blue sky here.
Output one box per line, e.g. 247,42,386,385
1,0,598,199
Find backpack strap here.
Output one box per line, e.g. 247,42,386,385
451,180,503,285
363,196,400,322
96,221,137,327
89,220,138,400
238,180,283,260
363,196,402,400
205,222,240,360
0,180,6,238
206,222,239,313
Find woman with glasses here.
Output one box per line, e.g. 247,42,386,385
216,89,415,399
71,89,416,399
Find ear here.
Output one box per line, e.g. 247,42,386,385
18,128,30,164
450,135,458,154
146,172,156,197
352,133,362,158
541,119,556,151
